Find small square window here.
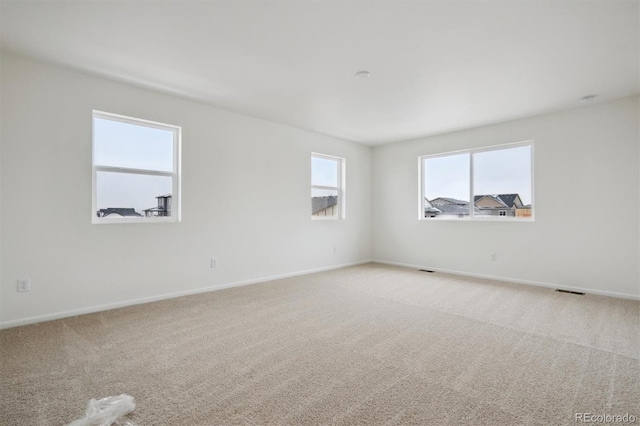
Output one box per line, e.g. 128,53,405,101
311,153,345,219
92,111,181,223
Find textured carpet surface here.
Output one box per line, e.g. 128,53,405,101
1,263,638,425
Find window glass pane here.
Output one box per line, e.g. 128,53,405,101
423,153,470,219
473,145,532,218
311,188,338,217
96,171,173,218
311,156,339,187
94,117,174,172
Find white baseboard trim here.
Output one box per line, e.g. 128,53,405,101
372,259,640,301
0,259,373,330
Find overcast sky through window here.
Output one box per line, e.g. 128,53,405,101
94,117,174,214
424,145,532,205
311,156,339,197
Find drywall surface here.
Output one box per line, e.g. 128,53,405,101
0,57,3,319
372,96,640,298
0,53,372,326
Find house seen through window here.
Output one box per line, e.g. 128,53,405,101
421,143,533,220
92,111,181,223
311,153,344,219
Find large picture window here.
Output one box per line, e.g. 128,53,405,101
92,111,181,223
420,142,533,220
311,153,345,219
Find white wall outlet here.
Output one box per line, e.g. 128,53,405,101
333,246,338,254
490,252,497,261
17,278,30,292
210,258,218,268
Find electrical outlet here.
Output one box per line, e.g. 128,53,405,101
17,278,30,292
490,252,497,261
210,258,218,268
333,246,338,254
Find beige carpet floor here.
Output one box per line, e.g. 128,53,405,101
1,263,638,425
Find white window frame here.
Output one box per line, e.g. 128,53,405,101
92,110,181,224
418,140,534,222
311,153,346,220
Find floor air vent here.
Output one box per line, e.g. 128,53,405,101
418,269,435,273
555,289,585,295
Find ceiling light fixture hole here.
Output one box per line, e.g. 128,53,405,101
579,94,597,103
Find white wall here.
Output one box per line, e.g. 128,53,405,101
372,96,640,299
0,53,372,327
0,56,3,315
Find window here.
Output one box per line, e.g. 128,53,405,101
420,142,533,220
311,153,345,219
92,111,181,223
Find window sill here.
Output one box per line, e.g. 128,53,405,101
92,217,179,225
420,216,534,222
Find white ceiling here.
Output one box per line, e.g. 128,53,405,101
1,1,638,145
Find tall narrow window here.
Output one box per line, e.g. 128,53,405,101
420,142,533,220
92,111,181,223
423,153,470,219
311,153,345,219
